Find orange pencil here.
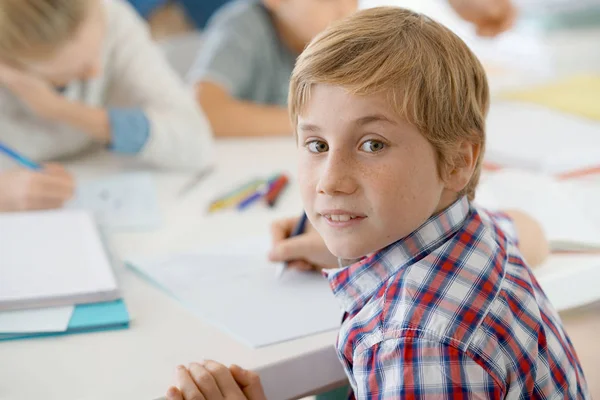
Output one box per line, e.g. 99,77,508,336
264,175,289,207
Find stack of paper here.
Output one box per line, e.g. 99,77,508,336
127,237,341,348
485,101,600,176
0,210,130,340
476,169,600,251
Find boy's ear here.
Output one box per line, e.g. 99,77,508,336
444,140,481,193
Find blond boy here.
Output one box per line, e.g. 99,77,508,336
168,7,589,399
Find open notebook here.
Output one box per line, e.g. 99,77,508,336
476,169,600,251
485,101,600,177
127,237,341,348
0,210,120,311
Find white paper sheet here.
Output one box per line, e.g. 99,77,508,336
534,254,600,311
485,102,600,175
0,210,119,311
476,169,600,251
0,306,74,333
67,173,161,231
128,237,341,348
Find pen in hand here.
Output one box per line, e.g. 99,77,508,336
275,212,308,279
0,142,41,170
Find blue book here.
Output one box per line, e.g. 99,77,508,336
0,300,129,341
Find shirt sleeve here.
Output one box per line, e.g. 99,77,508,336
352,338,504,399
103,0,214,170
108,108,150,153
186,9,259,98
488,211,519,246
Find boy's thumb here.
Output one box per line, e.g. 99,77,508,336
230,365,266,399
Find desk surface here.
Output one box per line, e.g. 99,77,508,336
0,139,349,400
1,137,599,400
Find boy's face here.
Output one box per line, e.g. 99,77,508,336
269,0,358,49
297,85,456,260
22,0,106,86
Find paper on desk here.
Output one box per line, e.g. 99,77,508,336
128,237,341,348
534,254,600,312
67,173,161,231
476,169,600,251
501,74,600,121
0,306,74,333
485,101,600,175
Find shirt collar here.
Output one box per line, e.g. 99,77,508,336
324,196,471,314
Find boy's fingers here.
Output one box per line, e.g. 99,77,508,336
288,260,314,271
188,363,223,400
166,386,184,400
35,175,75,201
176,366,206,400
203,360,245,398
268,235,314,262
270,217,297,244
230,365,267,400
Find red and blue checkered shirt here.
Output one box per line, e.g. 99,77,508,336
325,196,589,399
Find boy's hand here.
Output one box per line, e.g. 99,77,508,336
0,164,75,212
448,0,517,37
0,63,68,121
167,362,266,400
269,216,338,272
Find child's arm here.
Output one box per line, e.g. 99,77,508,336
102,0,214,170
196,81,291,137
0,63,112,145
448,0,516,37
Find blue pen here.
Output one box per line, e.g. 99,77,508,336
0,142,41,170
275,212,308,278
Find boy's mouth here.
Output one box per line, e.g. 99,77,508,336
323,214,360,222
319,210,366,226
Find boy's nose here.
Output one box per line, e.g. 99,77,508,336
316,152,358,195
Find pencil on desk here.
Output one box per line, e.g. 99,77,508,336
264,174,289,208
208,180,265,212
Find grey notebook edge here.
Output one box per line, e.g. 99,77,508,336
0,289,121,312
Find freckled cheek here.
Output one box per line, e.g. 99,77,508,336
297,159,319,205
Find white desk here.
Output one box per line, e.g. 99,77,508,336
0,138,347,400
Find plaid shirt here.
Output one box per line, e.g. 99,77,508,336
325,197,590,399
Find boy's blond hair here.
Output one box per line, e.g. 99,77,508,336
289,7,489,200
0,0,89,62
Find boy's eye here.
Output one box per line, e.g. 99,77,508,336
307,140,329,153
360,140,386,153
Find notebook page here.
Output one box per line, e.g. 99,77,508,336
485,102,600,174
0,210,119,311
129,251,341,348
66,173,161,231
